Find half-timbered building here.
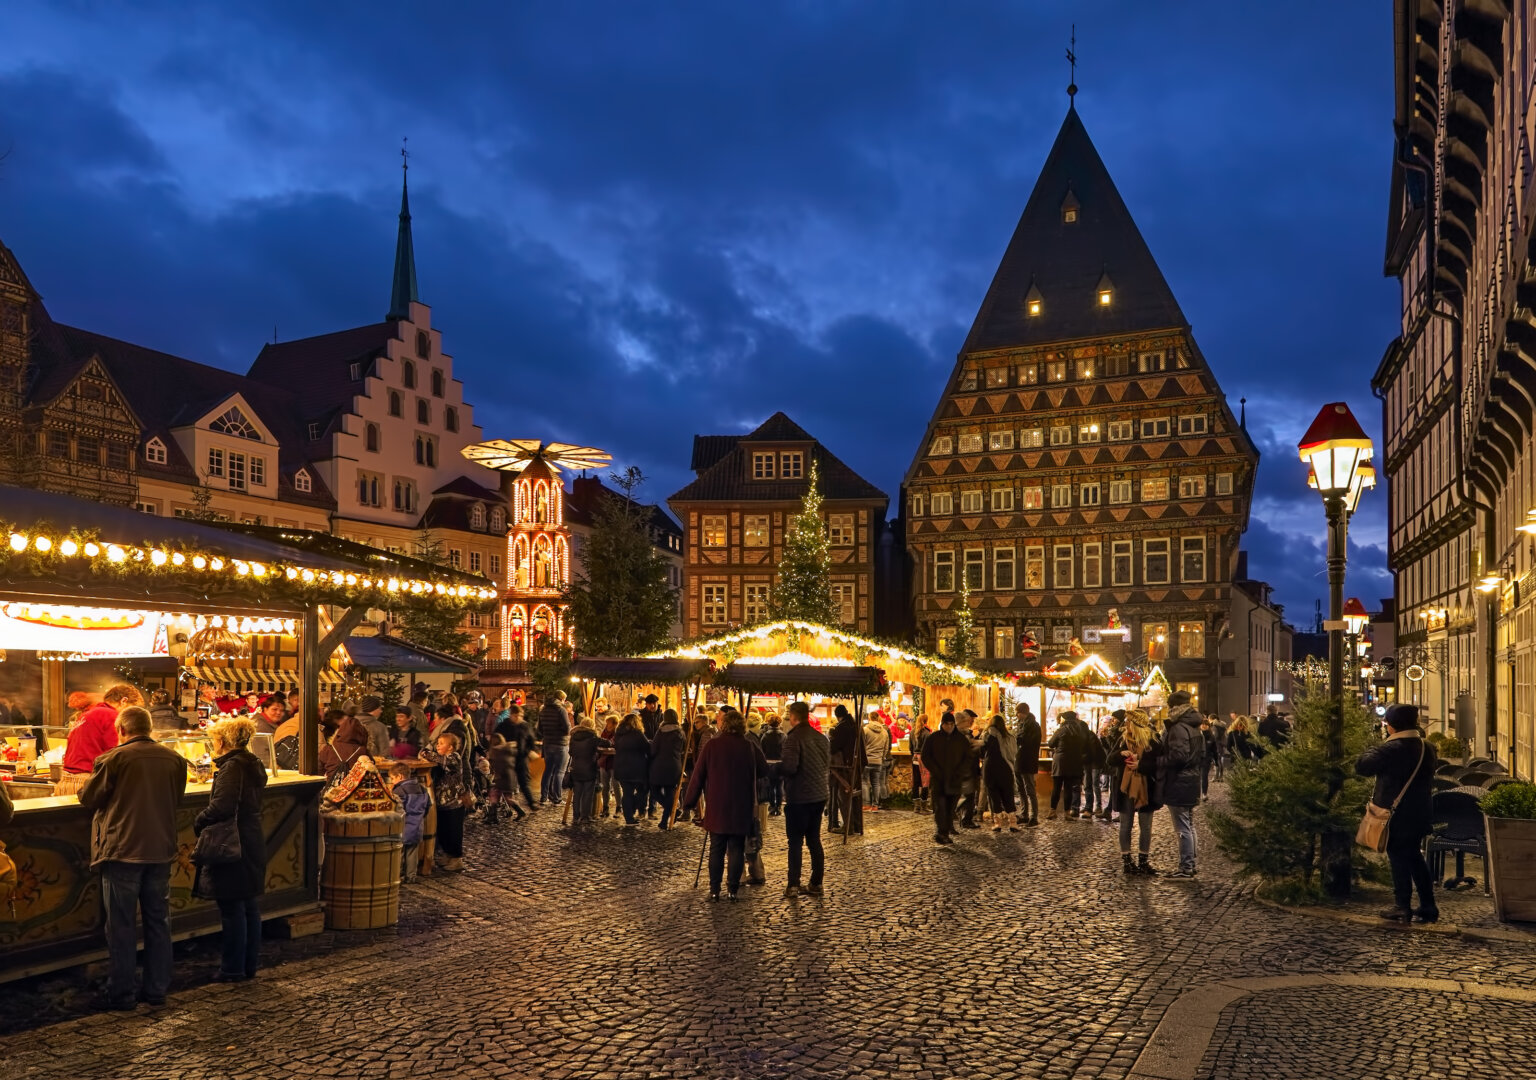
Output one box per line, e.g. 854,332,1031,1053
904,103,1257,708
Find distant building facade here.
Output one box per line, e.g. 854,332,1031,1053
1216,553,1294,717
565,474,685,640
670,412,888,637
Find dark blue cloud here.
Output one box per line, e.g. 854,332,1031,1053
0,1,1397,619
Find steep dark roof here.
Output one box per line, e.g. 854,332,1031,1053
962,106,1187,353
47,324,334,507
433,475,502,500
669,414,887,506
690,435,740,473
565,476,682,547
247,322,395,417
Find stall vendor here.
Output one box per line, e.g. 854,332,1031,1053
255,696,287,737
58,684,144,797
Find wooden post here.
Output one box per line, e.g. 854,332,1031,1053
300,606,321,775
40,658,65,732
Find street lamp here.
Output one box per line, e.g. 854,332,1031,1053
1343,596,1369,704
1298,401,1374,899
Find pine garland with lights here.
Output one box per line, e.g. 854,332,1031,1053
770,461,839,627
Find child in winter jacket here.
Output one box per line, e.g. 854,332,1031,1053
485,734,527,823
389,763,431,884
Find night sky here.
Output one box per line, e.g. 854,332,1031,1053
0,2,1396,627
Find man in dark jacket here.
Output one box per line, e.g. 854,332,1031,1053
1257,704,1291,749
1357,703,1439,922
1156,692,1207,878
1047,711,1088,820
920,712,971,843
648,710,686,829
760,716,786,815
1013,704,1042,827
77,706,189,1009
537,692,572,806
957,711,983,828
1099,710,1126,823
826,706,859,833
636,694,664,817
776,701,830,897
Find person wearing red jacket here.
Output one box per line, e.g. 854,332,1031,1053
59,685,144,796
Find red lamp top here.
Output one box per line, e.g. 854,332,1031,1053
1342,597,1369,620
1297,401,1371,461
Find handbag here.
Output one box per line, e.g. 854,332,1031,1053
1355,739,1427,852
194,760,244,866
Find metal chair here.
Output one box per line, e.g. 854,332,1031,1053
1425,789,1489,894
1482,775,1519,790
1455,770,1494,787
1466,758,1495,768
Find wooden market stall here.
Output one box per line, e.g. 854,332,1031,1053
0,485,496,982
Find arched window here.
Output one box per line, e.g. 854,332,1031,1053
431,369,445,398
401,359,417,389
532,605,555,657
514,480,531,523
416,330,430,359
416,398,430,425
534,481,549,524
490,507,505,531
506,604,527,659
512,535,531,589
470,503,486,530
365,423,379,453
209,406,260,440
554,536,569,587
533,535,553,588
388,390,402,417
445,406,459,433
294,469,312,493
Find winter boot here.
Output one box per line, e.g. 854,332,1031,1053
1137,854,1158,876
1122,853,1139,875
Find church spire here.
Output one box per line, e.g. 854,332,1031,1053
386,140,418,322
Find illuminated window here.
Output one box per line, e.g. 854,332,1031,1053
145,438,168,465
744,515,770,547
986,367,1010,388
1138,351,1166,373
744,584,771,623
828,514,855,546
1076,358,1095,379
1179,621,1205,657
1179,476,1207,499
702,584,728,625
933,550,955,592
1098,289,1112,306
1078,422,1100,443
1045,361,1067,382
701,516,728,547
1083,543,1102,588
994,625,1015,658
1024,546,1044,589
1021,428,1045,448
1019,363,1039,384
989,430,1014,451
1144,539,1170,584
1022,486,1044,509
1143,478,1170,501
752,452,776,479
930,435,954,456
1144,621,1169,661
959,433,983,454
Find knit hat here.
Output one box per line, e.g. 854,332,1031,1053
1168,690,1191,707
1384,703,1419,731
360,695,384,713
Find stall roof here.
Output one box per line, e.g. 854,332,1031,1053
343,634,478,675
569,656,715,686
715,662,886,696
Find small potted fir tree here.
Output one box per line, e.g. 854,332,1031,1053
1480,781,1536,923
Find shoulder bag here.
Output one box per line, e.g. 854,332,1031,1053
1355,740,1427,852
194,763,244,866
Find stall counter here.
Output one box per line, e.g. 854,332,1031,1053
0,772,325,984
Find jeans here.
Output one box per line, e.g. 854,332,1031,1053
101,860,173,1004
1214,748,1227,781
540,744,568,803
932,793,958,837
1051,775,1083,812
514,767,537,809
863,765,885,805
1013,769,1037,821
1387,834,1436,912
437,806,466,858
911,761,925,800
620,780,646,823
708,832,747,895
958,788,977,826
784,800,825,887
570,779,597,823
216,897,262,978
1168,804,1197,870
400,841,420,883
1118,807,1154,854
767,775,783,813
600,768,617,813
1082,767,1104,813
651,782,677,827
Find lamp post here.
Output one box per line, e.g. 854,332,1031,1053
1343,597,1369,704
1298,401,1375,899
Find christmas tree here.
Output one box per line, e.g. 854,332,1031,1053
950,578,979,665
566,467,678,655
770,460,839,626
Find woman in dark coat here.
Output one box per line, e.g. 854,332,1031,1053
681,709,768,901
1357,703,1439,922
919,712,971,843
1046,711,1088,820
320,714,369,778
611,714,652,825
648,709,686,829
979,714,1019,832
194,717,268,981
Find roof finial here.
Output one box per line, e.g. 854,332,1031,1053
1066,24,1078,102
1240,396,1248,431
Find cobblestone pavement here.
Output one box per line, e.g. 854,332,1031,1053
2,790,1534,1080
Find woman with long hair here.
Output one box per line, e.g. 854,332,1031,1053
979,714,1019,832
1111,709,1161,875
611,713,651,825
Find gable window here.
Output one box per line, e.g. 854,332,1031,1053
1018,363,1039,385
207,447,225,478
402,359,417,388
1049,425,1072,446
931,492,953,515
1179,620,1205,658
960,489,984,514
958,433,983,454
249,456,265,487
752,452,776,479
416,330,430,358
76,434,100,464
744,515,770,547
1045,360,1067,382
1181,537,1207,583
209,406,260,440
1142,478,1170,501
963,549,985,590
1215,472,1234,496
991,486,1014,512
909,493,925,518
1108,480,1132,504
445,407,459,433
106,443,130,470
701,515,727,547
1177,414,1209,436
829,513,855,546
227,452,247,491
145,438,168,465
1144,538,1171,584
1078,422,1100,443
702,584,728,625
490,508,505,531
470,504,486,530
1107,420,1133,441
933,550,955,592
994,625,1016,658
1138,351,1167,373
1141,417,1170,438
1112,540,1133,585
1083,542,1102,588
1080,482,1101,506
1021,428,1045,448
1179,476,1207,499
1106,355,1131,377
1075,358,1095,379
832,582,856,625
366,423,380,453
431,369,445,398
1023,545,1045,589
780,452,803,479
985,367,1009,388
744,583,771,623
988,430,1015,451
1053,544,1073,589
416,398,430,425
388,391,402,418
1022,486,1044,509
1051,483,1072,508
994,546,1015,590
294,469,313,494
929,435,954,456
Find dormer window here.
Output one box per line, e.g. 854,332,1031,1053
1096,270,1114,307
752,451,776,479
144,437,167,465
294,469,312,493
490,507,505,531
1025,279,1043,318
780,451,803,479
1063,208,1078,223
1061,187,1080,224
470,503,486,530
349,361,362,381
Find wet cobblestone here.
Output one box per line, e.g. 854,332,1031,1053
1,791,1534,1079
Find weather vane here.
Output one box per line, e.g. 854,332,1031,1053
401,136,409,174
1066,24,1078,100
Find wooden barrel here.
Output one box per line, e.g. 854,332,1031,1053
321,812,404,930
